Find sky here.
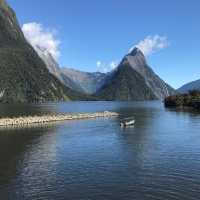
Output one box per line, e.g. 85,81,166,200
7,0,200,89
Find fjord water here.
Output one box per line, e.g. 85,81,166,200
0,102,200,200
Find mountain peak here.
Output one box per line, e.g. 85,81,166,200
129,47,144,57
97,44,175,100
120,46,146,69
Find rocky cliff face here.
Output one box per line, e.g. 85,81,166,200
96,48,175,101
35,46,84,93
0,0,85,103
35,45,105,94
122,48,174,99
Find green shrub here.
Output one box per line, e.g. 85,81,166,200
164,90,200,110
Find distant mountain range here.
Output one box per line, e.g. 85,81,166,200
36,46,107,94
0,0,176,103
178,79,200,93
61,69,107,94
95,48,175,100
35,46,85,93
37,46,175,101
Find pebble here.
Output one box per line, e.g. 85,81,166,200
0,111,119,127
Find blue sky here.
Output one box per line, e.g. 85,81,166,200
7,0,200,88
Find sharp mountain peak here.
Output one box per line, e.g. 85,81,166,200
128,47,144,57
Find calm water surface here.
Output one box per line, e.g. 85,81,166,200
0,101,200,200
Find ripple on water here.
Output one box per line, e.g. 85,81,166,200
0,101,200,200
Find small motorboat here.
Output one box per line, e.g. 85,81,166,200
120,117,135,127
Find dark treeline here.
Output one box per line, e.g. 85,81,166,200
164,90,200,110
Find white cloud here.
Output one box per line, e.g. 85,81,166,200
110,61,117,69
96,61,102,68
97,61,118,73
130,35,169,56
22,22,60,60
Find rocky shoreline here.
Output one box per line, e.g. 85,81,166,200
0,111,119,127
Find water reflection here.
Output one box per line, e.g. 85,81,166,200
0,101,200,200
0,103,57,117
0,124,59,198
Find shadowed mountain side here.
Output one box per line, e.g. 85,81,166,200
95,64,157,100
35,46,107,95
0,0,89,103
95,48,175,101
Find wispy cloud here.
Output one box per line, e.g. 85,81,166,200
96,61,102,68
22,22,60,60
130,35,169,56
96,61,118,73
98,35,168,73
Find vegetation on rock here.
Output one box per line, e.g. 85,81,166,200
96,48,175,101
95,64,157,101
164,90,200,110
0,0,90,103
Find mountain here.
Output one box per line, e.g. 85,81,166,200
0,0,86,103
96,47,175,101
35,46,106,94
178,79,200,93
35,46,84,93
35,45,63,83
61,68,107,94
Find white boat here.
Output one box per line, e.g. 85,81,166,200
120,118,135,127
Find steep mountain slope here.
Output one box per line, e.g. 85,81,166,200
0,0,84,103
35,45,63,82
96,48,175,100
178,79,200,93
61,68,107,94
35,46,83,93
34,45,106,94
95,64,157,100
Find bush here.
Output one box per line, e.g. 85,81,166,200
164,90,200,110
